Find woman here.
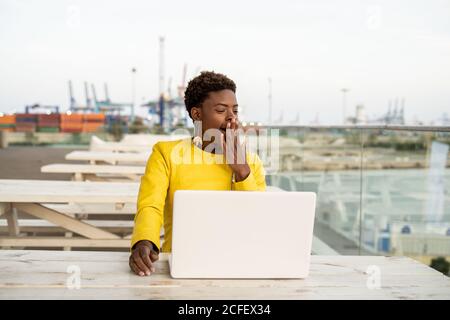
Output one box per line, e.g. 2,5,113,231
129,71,266,276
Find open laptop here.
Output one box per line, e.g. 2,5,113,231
169,190,317,279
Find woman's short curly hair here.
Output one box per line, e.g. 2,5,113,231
184,71,236,119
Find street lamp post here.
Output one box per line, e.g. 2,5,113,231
341,88,349,124
268,77,272,126
131,67,136,123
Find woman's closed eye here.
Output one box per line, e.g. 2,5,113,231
215,108,238,115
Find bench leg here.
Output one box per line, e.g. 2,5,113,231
6,206,20,237
72,173,84,181
123,174,140,181
2,203,21,249
64,232,73,251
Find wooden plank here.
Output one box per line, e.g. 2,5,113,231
1,264,447,289
0,226,132,234
64,231,73,251
0,238,129,247
0,219,134,234
0,219,134,228
2,286,449,300
0,203,14,249
0,179,139,203
73,172,83,181
65,151,150,164
0,249,134,262
1,257,446,287
42,203,135,214
90,144,152,153
120,133,190,145
0,181,280,204
0,250,448,299
0,203,10,217
41,164,145,175
121,174,141,181
13,203,120,240
5,207,19,236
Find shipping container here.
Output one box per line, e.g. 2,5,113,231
38,114,60,127
0,115,16,124
60,114,84,123
82,122,104,132
37,126,60,133
15,114,38,123
15,122,36,132
83,114,105,123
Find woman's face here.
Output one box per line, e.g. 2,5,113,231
191,89,239,138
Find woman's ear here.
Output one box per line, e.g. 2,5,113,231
190,107,202,121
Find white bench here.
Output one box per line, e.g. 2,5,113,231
89,134,190,153
65,150,150,165
0,219,134,234
41,163,145,181
0,179,140,249
41,203,136,215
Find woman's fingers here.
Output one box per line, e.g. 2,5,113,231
222,119,246,165
221,132,226,156
133,251,151,276
150,250,159,262
226,123,233,162
130,259,144,276
234,119,239,163
129,256,145,276
129,251,157,276
235,121,246,164
129,241,159,277
140,247,155,273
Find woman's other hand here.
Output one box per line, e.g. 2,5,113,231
129,240,159,276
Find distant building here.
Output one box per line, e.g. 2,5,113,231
346,104,367,124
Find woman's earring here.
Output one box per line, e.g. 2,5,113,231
193,120,203,149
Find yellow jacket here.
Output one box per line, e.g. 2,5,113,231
131,138,266,252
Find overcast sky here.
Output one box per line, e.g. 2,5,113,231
1,0,449,124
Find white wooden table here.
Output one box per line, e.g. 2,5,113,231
65,151,150,165
41,164,145,181
90,143,153,153
89,134,190,153
0,250,449,300
0,179,140,249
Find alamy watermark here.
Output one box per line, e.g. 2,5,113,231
66,5,81,30
66,265,81,289
366,5,383,30
366,265,381,290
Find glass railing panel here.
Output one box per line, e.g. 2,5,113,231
361,129,450,269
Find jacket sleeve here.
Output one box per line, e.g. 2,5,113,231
232,152,266,191
130,143,169,251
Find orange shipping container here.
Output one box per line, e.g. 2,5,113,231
83,114,105,123
82,123,103,132
60,123,83,131
15,123,36,132
0,115,16,124
0,127,15,132
60,114,83,123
